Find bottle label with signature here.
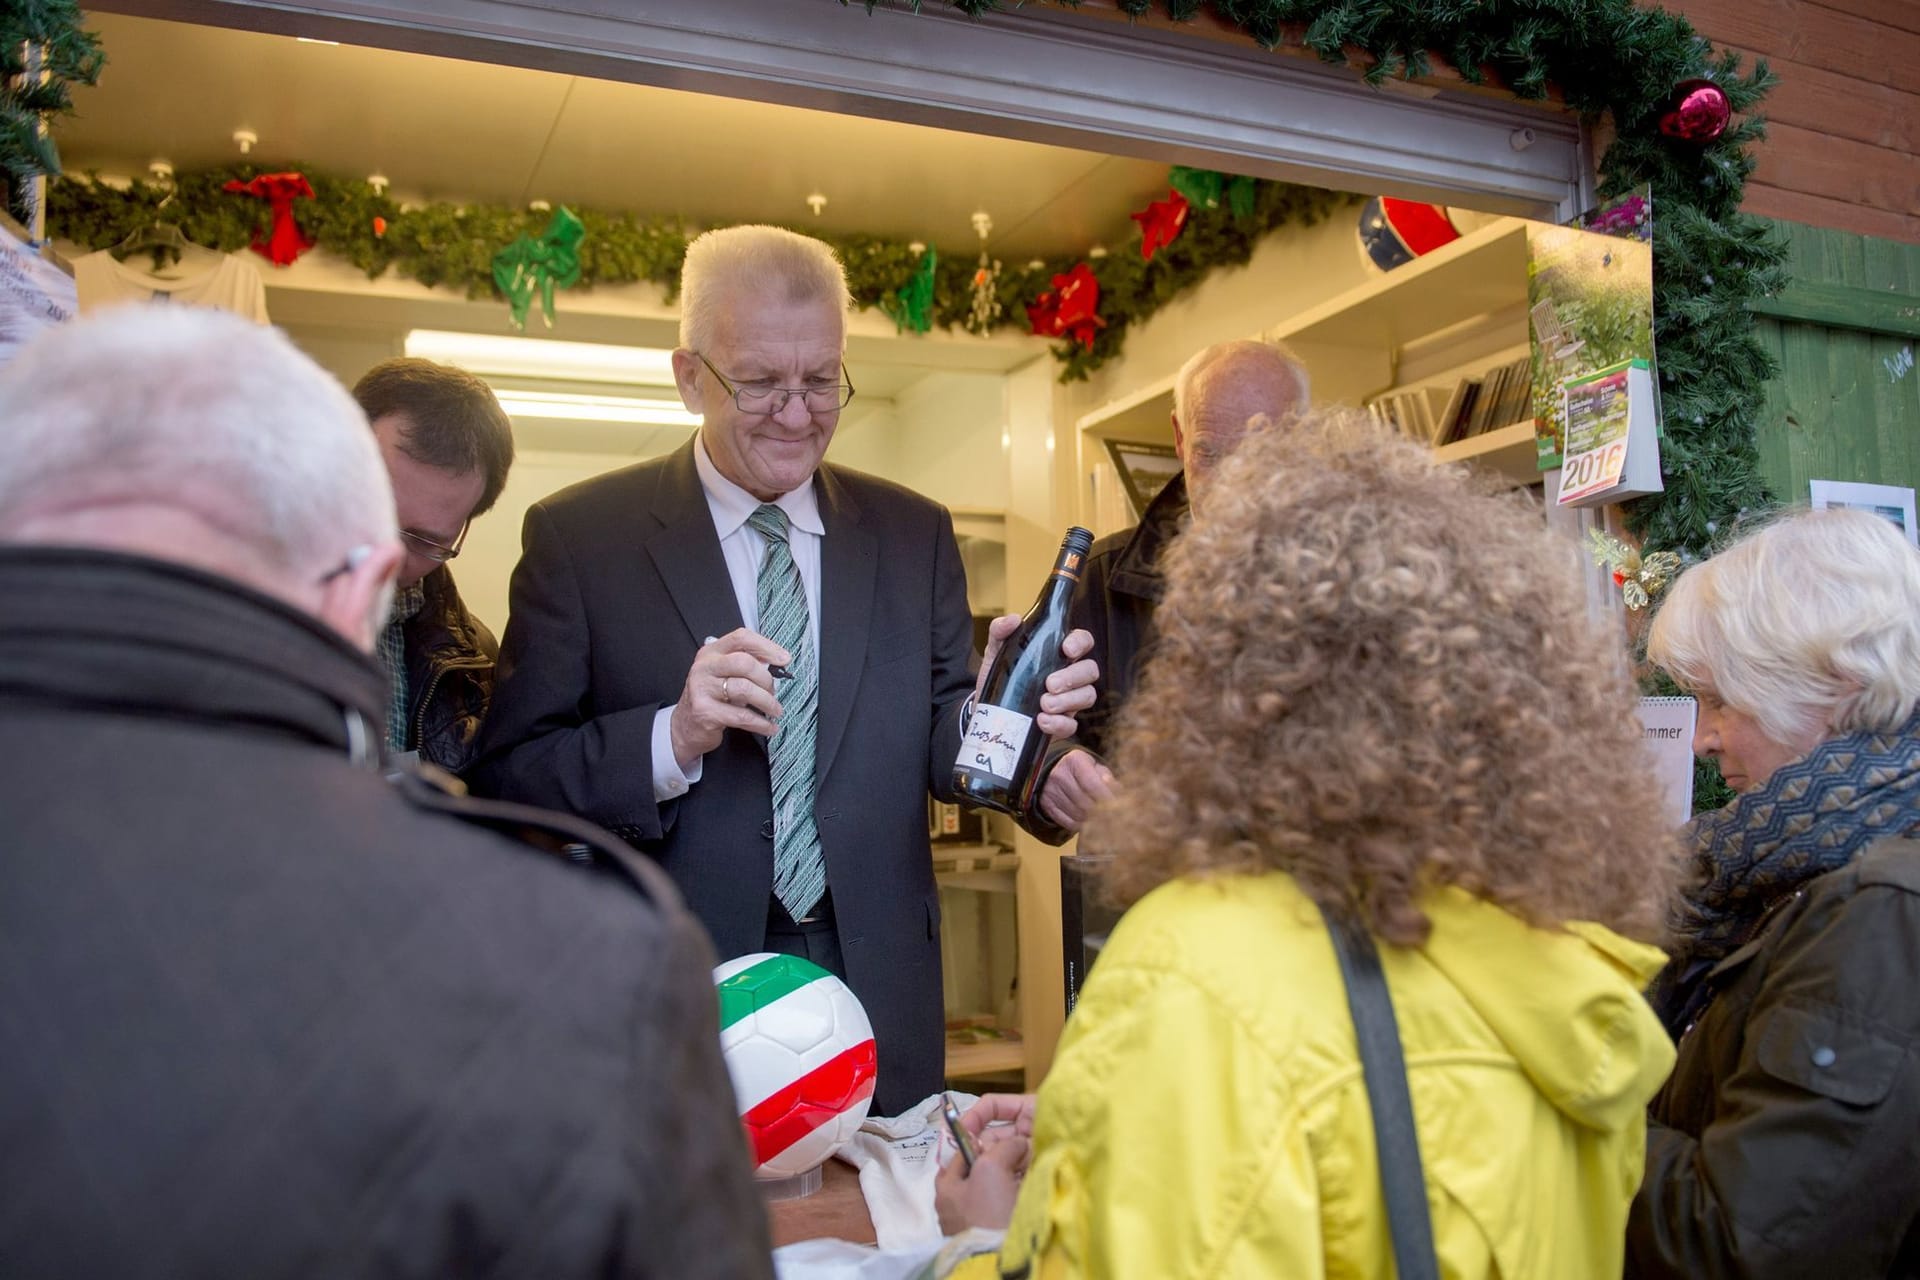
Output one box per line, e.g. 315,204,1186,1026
958,703,1033,785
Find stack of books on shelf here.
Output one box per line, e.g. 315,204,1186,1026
1365,354,1536,448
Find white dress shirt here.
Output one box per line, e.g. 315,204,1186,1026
650,436,826,801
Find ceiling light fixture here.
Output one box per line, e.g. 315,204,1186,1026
491,390,700,427
295,36,340,45
403,330,678,386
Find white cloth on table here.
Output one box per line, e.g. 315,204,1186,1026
772,1229,1003,1280
835,1091,974,1251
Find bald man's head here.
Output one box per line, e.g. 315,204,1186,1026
1171,341,1310,514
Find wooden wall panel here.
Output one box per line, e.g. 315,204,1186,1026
1808,0,1920,33
1752,223,1920,503
1753,56,1913,151
1669,0,1920,91
1663,0,1920,244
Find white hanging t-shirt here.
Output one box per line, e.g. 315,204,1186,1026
71,249,270,324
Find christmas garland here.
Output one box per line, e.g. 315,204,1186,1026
47,162,1349,384
0,0,104,226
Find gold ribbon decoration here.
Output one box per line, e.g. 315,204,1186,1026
1587,529,1683,610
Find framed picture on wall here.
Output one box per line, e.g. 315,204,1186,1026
1810,479,1919,547
1102,438,1183,519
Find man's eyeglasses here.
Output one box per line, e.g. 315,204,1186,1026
697,352,855,416
400,521,469,564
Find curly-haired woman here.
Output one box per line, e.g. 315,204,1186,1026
1627,508,1920,1277
936,408,1680,1279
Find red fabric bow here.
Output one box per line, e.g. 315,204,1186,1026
223,172,317,266
1026,263,1106,352
1131,190,1190,261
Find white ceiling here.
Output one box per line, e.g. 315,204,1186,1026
53,12,1197,260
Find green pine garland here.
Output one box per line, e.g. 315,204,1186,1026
1,0,105,226
46,162,1349,383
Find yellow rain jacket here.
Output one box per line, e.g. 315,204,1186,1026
955,873,1674,1279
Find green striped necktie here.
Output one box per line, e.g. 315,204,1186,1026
748,503,825,920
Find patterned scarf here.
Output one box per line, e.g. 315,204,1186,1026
1648,708,1920,1029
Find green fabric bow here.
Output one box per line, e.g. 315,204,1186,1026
492,206,585,330
881,245,937,334
1170,166,1257,220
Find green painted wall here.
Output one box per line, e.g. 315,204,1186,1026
1750,221,1920,506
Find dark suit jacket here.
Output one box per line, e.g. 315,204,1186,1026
470,439,975,1112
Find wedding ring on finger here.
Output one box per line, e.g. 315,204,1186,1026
722,677,735,704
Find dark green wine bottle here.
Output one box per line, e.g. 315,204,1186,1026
953,526,1095,819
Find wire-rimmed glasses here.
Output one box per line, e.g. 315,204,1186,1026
697,352,855,416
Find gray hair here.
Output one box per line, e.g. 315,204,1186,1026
1649,507,1920,746
0,305,395,578
678,225,852,354
1172,338,1310,425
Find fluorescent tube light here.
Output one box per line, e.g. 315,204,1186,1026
404,330,678,386
491,390,700,427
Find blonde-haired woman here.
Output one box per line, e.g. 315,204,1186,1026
937,408,1679,1279
1627,507,1920,1277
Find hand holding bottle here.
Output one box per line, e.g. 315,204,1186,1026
974,614,1100,739
956,528,1103,822
1037,748,1115,832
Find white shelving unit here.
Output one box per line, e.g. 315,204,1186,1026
935,840,1024,1082
1073,216,1544,490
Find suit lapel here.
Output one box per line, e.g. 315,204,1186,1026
644,439,747,647
813,465,876,781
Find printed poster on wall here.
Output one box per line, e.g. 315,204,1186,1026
1527,189,1657,471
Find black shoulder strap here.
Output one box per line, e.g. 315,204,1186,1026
1318,903,1440,1280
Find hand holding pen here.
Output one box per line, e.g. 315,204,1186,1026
666,628,793,770
705,636,791,682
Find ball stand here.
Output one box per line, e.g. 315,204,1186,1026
758,1164,825,1201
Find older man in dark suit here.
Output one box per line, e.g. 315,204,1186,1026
471,225,1098,1114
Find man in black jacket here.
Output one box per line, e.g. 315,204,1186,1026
0,307,771,1280
1042,339,1309,831
354,358,515,773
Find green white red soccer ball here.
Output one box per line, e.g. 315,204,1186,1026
713,953,878,1179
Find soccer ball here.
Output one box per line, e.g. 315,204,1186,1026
714,952,878,1180
1356,196,1460,273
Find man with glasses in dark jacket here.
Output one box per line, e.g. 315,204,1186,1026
354,358,515,773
